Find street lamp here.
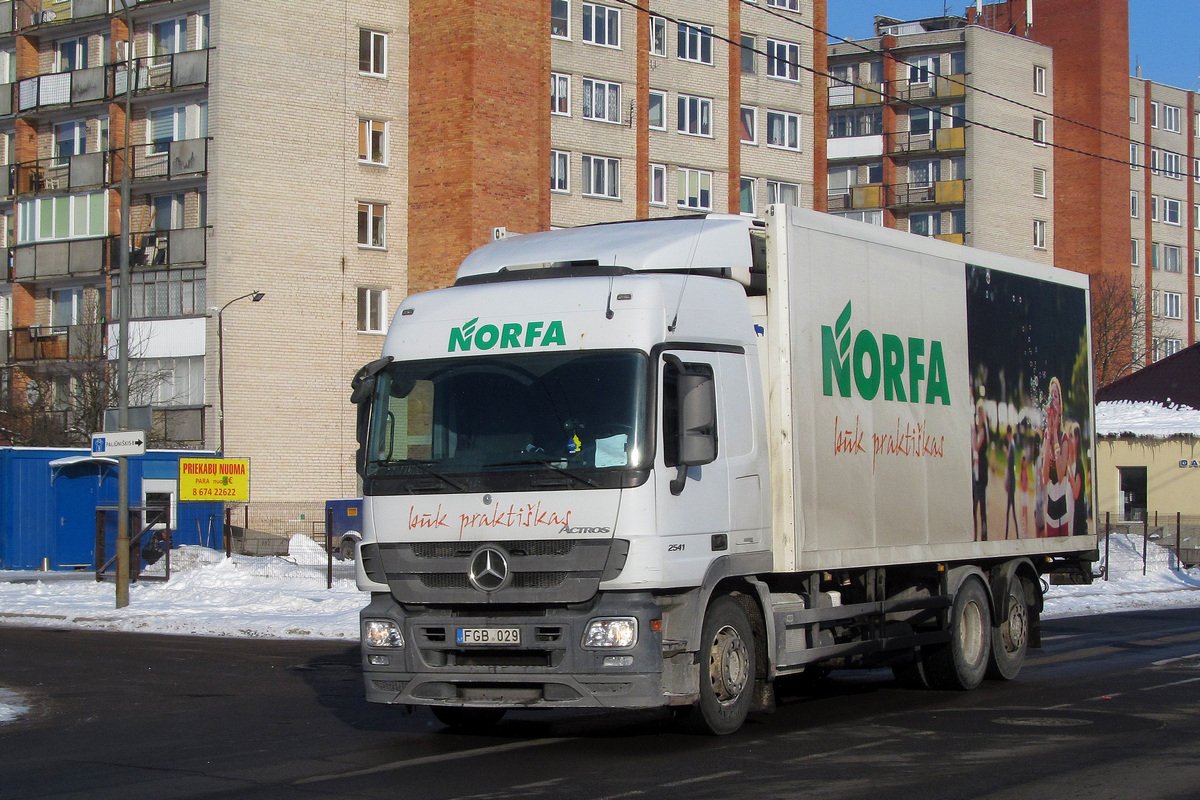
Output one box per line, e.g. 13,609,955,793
215,291,265,454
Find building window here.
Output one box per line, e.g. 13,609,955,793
907,55,937,85
1163,291,1182,319
677,168,712,211
1163,150,1183,179
909,159,939,188
740,35,755,73
1163,104,1181,133
829,108,882,138
1163,244,1182,272
57,37,88,73
17,193,106,243
1131,238,1139,266
1033,219,1047,249
1150,195,1159,221
121,268,206,319
740,177,755,215
1130,143,1140,170
149,105,197,155
551,149,569,193
1033,117,1047,145
359,29,387,76
677,21,713,65
357,287,387,334
910,212,941,237
1130,191,1139,218
1195,158,1200,182
766,110,801,150
582,78,621,123
358,119,387,164
740,106,757,143
551,72,570,115
357,202,385,248
766,39,800,81
1162,338,1183,358
1033,167,1046,198
648,90,665,130
1130,95,1139,123
582,154,620,198
766,0,799,10
767,180,800,207
677,94,712,137
649,16,666,56
53,120,86,166
649,163,666,206
582,3,620,48
1150,101,1159,128
153,18,188,61
1195,297,1200,323
1033,65,1046,96
1164,198,1182,225
551,0,569,39
1195,204,1200,229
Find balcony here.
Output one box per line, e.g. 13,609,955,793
886,180,965,209
826,184,884,211
125,226,208,268
11,236,112,280
4,0,109,30
7,323,105,363
888,126,966,155
828,82,884,108
127,137,209,182
887,74,966,103
11,50,209,115
14,152,112,195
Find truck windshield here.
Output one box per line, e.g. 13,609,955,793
364,350,650,493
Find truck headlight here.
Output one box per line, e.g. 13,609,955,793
583,617,637,648
363,619,404,648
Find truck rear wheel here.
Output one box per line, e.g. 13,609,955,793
987,573,1030,681
430,706,506,732
925,577,990,691
679,595,756,736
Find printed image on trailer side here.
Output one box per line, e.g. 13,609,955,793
964,265,1092,543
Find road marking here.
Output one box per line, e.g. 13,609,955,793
293,737,567,785
1151,653,1200,667
785,739,888,763
1138,676,1200,692
660,770,742,787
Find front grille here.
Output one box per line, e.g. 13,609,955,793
411,540,576,558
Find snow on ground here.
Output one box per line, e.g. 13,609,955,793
1,533,1198,725
1095,400,1200,438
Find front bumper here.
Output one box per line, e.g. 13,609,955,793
360,591,666,709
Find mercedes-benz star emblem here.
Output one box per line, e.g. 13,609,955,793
468,546,510,593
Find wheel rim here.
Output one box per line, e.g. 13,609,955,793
959,598,986,667
708,624,749,705
1000,592,1029,654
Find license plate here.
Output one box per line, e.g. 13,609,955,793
457,627,520,645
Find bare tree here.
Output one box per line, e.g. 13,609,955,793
1090,273,1167,390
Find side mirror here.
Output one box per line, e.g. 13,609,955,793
351,356,393,405
677,372,717,466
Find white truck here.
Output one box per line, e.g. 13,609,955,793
351,207,1097,734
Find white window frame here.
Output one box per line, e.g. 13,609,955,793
1163,104,1181,133
56,37,88,73
649,163,666,206
1163,291,1182,319
649,16,666,57
1130,95,1139,123
907,55,937,85
1195,296,1200,323
1033,219,1047,250
1163,150,1182,179
54,120,87,166
359,29,387,77
582,78,621,123
1162,338,1183,358
740,105,757,144
740,177,756,216
766,0,799,10
582,3,620,49
1131,238,1139,266
1163,198,1181,225
1033,65,1046,96
1150,101,1159,128
357,202,386,249
766,110,801,151
648,89,666,130
1130,190,1139,218
767,180,800,207
17,193,106,243
1033,117,1047,146
677,21,713,65
676,94,712,137
677,167,712,211
1033,167,1047,198
581,154,620,199
357,287,388,334
153,18,188,62
551,72,571,116
766,39,800,82
358,118,387,165
909,211,941,237
551,149,569,193
551,0,570,39
1130,143,1141,170
1163,244,1182,272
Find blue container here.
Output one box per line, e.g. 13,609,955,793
325,498,363,539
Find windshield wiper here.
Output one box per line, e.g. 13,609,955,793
486,457,601,488
400,461,468,492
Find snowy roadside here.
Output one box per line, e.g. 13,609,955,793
1,533,1198,725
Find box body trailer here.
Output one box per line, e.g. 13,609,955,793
352,207,1096,734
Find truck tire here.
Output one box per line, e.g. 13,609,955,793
925,577,990,691
430,706,506,731
679,595,756,735
986,573,1030,681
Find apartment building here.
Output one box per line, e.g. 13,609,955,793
1,0,823,505
1128,78,1198,362
825,14,1054,263
0,0,409,502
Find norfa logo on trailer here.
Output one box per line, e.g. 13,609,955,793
448,317,567,352
822,301,951,405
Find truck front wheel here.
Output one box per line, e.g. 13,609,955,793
986,573,1030,681
679,595,756,735
925,577,991,691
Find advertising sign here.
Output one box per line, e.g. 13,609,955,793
179,458,250,502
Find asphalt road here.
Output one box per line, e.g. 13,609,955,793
2,608,1199,800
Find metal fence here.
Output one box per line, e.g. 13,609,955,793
1099,512,1200,577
